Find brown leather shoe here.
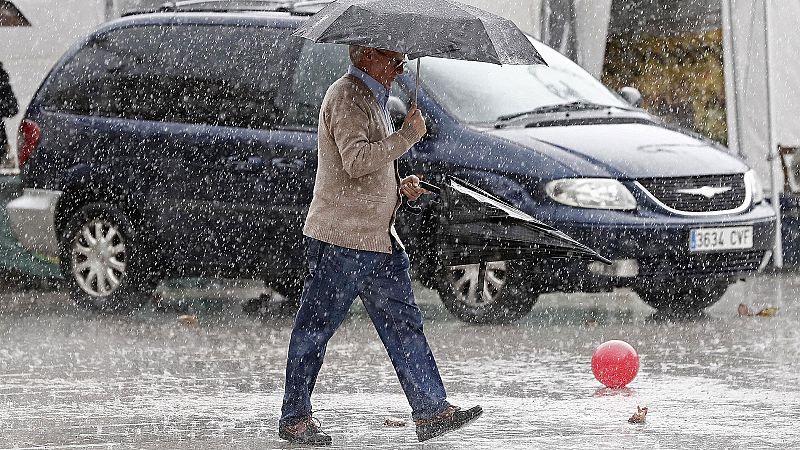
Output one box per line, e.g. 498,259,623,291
278,416,332,446
415,405,483,442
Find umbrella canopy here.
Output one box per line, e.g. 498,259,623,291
422,177,611,267
292,0,546,65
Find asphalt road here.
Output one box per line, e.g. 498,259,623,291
0,273,798,449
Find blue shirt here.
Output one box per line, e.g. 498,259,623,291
347,65,393,133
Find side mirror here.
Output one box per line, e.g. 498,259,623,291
618,86,643,107
387,96,408,131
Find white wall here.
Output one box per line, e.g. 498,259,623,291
0,0,106,150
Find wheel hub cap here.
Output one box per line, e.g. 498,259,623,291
72,220,127,297
447,261,507,308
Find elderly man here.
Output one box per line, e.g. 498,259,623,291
278,46,482,445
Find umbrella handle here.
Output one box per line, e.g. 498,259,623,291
403,180,440,215
419,180,440,195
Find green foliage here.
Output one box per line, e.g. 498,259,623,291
602,29,728,145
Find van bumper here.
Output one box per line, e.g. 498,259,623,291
525,203,777,292
7,189,63,258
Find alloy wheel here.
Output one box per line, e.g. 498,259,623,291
71,219,127,297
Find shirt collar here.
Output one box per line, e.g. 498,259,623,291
348,65,389,107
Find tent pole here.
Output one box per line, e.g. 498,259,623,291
764,0,784,268
721,0,743,159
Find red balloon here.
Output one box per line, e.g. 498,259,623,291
592,340,639,388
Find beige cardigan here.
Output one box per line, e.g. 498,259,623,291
303,75,425,253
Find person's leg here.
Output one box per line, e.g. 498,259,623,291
280,239,370,426
359,243,449,421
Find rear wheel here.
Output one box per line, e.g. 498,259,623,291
60,202,159,312
634,279,730,315
435,260,539,324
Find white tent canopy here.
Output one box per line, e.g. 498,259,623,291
722,0,800,266
723,0,800,181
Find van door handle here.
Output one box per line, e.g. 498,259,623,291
225,156,265,173
272,157,305,172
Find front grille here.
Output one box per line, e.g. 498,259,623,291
637,174,748,213
640,250,765,278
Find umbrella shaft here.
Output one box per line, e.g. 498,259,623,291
415,59,420,104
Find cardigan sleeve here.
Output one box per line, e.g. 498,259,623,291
324,84,424,179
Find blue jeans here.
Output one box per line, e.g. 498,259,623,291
280,238,450,426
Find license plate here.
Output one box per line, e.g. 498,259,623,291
689,226,753,252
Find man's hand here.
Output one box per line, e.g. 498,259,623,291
400,175,428,201
402,104,427,138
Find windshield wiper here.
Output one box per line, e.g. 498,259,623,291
494,101,615,126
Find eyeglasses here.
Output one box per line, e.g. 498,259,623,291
374,48,408,68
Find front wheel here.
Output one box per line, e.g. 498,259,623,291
435,260,539,324
634,279,730,315
60,202,159,312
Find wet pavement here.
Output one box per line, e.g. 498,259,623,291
0,273,799,449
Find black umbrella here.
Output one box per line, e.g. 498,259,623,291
419,177,611,267
292,0,547,101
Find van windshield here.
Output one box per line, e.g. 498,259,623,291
419,40,627,124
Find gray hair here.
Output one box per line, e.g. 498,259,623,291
349,45,368,65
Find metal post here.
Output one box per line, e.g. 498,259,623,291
763,0,784,267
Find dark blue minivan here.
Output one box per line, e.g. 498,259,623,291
7,3,775,323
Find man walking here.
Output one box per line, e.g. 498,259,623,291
279,46,482,445
0,62,19,164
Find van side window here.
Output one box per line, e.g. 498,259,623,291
43,24,292,129
41,26,170,118
284,41,350,129
155,24,292,128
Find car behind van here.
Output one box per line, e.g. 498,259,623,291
7,4,776,323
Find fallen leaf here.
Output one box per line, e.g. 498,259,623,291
383,417,407,427
756,307,779,317
628,405,648,424
177,314,199,327
737,303,753,317
738,304,778,318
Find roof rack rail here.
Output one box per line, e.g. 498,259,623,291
121,0,332,17
290,0,333,15
158,0,291,12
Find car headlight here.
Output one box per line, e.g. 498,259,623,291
545,178,637,210
745,170,764,204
